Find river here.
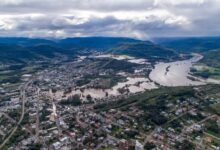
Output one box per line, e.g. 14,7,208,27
52,54,220,101
149,53,219,86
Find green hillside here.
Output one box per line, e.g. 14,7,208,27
155,37,220,53
192,49,220,79
200,49,220,68
111,42,178,61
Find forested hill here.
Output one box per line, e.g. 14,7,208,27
110,42,178,61
0,37,140,49
0,37,179,64
154,37,220,53
200,49,220,68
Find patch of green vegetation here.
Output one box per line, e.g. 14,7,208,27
101,147,113,150
0,62,49,84
192,49,220,80
210,138,220,146
175,139,195,150
192,65,220,79
0,116,9,125
191,130,203,139
7,109,21,120
210,103,220,115
144,142,156,150
59,94,82,106
197,84,220,98
156,37,220,53
89,75,127,89
205,120,220,138
95,86,197,128
40,106,51,121
207,131,220,139
111,42,179,62
97,58,138,72
200,49,220,68
184,112,205,122
94,86,194,112
115,129,139,140
2,126,29,149
0,74,21,84
166,119,183,132
22,66,38,74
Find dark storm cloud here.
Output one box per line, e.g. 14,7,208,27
0,0,219,39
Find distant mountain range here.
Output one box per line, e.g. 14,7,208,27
1,36,220,84
154,37,220,52
0,37,140,49
2,36,220,65
0,37,178,64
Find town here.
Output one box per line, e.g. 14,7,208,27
1,0,220,149
0,54,219,150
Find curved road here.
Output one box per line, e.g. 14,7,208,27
0,80,32,149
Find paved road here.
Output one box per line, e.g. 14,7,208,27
182,114,216,133
0,112,16,124
163,108,195,127
204,132,220,140
0,129,5,137
35,87,40,141
0,80,32,149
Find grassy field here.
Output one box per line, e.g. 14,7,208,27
192,49,220,80
0,64,44,84
210,103,220,115
200,49,220,68
94,86,194,112
192,64,220,80
0,72,20,84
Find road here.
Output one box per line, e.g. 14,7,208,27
163,107,195,127
182,114,216,133
50,89,62,136
143,110,216,146
94,135,119,150
76,114,87,128
178,114,217,149
204,132,220,140
35,87,40,142
0,112,16,124
0,129,5,137
0,80,32,149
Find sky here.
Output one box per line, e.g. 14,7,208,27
0,0,219,39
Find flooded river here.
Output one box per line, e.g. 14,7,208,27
52,54,219,100
149,54,205,86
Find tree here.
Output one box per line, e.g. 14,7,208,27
86,94,92,101
59,94,82,106
206,120,220,134
51,88,57,93
175,140,195,150
144,142,156,150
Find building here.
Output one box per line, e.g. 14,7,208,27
135,140,144,150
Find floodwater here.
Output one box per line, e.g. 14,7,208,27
91,54,149,64
51,53,219,100
149,54,205,86
108,77,157,95
52,77,158,100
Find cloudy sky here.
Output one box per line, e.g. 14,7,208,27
0,0,219,39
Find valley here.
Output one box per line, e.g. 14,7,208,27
1,0,220,149
0,37,220,150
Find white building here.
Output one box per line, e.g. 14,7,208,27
135,140,144,150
